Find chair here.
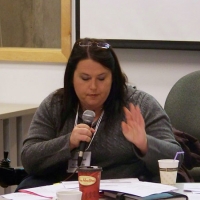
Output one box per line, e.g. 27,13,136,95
0,151,27,188
164,70,200,181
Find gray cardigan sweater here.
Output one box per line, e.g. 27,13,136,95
21,86,183,182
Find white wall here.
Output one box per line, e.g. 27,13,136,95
115,48,200,107
0,49,200,107
0,62,65,104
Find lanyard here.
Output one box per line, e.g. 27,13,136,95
74,105,104,150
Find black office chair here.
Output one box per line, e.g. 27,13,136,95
164,70,200,181
0,151,27,188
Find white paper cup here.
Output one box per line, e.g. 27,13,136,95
56,190,82,200
158,159,179,185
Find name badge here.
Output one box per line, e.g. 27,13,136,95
67,151,91,173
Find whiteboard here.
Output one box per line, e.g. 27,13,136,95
76,0,200,50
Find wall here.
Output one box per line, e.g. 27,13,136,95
115,48,200,106
0,49,200,107
0,62,65,104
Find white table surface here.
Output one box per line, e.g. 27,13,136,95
175,183,200,200
0,103,38,119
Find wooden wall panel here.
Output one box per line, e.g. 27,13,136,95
0,0,60,48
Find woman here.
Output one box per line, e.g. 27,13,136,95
16,38,183,190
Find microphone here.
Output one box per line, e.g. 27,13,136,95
78,110,95,167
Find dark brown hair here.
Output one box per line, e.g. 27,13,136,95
56,38,127,129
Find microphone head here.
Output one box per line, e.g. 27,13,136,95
82,110,96,125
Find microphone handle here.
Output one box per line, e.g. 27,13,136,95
78,122,92,166
78,141,86,166
79,141,86,155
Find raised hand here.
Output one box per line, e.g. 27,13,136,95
121,103,147,155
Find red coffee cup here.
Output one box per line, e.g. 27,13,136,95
78,166,102,200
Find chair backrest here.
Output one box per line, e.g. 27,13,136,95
164,70,200,140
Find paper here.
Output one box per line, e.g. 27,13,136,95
19,183,74,198
184,183,200,194
186,193,200,198
100,178,139,184
2,192,49,200
100,181,177,197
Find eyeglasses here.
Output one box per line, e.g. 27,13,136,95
78,41,110,49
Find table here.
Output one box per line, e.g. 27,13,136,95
175,183,200,200
0,103,38,162
0,103,38,194
0,104,38,119
1,182,200,200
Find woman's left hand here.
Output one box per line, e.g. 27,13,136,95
121,103,147,155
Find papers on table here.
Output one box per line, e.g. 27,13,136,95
2,192,49,200
20,183,79,198
100,180,177,197
184,183,200,194
1,178,177,200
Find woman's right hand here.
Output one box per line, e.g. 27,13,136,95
69,124,95,150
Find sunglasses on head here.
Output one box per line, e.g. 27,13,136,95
78,41,110,49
